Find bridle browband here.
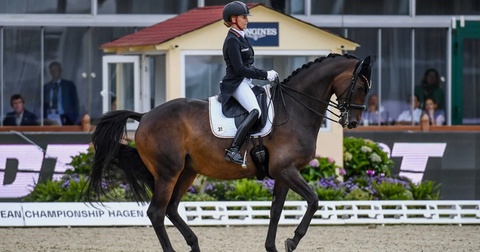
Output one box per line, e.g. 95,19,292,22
271,66,370,127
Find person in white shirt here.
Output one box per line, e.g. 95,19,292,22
396,94,422,125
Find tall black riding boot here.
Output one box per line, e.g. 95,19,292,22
224,109,259,165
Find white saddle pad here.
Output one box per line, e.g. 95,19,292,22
209,85,274,138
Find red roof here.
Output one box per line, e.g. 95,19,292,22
101,4,260,49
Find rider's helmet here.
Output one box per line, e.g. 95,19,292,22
222,1,251,23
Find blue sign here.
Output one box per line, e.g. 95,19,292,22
245,22,279,47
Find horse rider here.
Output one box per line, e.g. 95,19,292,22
218,1,278,165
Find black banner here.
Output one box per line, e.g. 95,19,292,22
345,131,480,200
0,132,90,201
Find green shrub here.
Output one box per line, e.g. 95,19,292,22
285,189,304,201
409,180,441,200
373,180,413,200
301,156,340,182
182,193,217,201
66,147,95,176
225,179,272,201
204,181,235,201
343,137,393,179
313,186,344,201
23,175,93,202
344,187,373,200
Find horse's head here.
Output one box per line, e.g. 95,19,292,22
334,55,375,129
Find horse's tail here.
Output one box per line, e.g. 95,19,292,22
86,110,154,203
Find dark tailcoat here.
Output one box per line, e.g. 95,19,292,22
219,29,268,116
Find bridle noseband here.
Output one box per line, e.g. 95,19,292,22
336,65,371,127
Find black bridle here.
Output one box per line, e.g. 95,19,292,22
271,65,371,127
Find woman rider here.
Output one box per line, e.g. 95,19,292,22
219,1,278,165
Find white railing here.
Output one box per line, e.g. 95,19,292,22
182,200,480,225
1,201,479,227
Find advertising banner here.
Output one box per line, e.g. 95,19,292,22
345,131,480,200
0,132,90,200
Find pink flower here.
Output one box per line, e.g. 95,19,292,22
309,159,320,168
366,169,375,176
328,157,335,163
339,168,346,175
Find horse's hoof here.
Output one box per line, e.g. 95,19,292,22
284,238,296,252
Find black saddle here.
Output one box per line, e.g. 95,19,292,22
222,85,270,134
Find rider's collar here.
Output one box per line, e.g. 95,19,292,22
230,28,245,38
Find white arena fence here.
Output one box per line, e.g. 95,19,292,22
1,201,479,227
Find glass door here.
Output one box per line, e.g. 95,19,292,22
452,21,480,125
102,55,140,129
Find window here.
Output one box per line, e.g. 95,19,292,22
312,0,409,15
2,27,42,126
0,0,91,14
97,0,197,14
417,0,480,15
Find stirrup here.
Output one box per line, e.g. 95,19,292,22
224,148,244,165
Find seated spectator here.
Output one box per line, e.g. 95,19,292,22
422,96,445,125
415,68,445,110
3,94,39,126
360,93,390,125
396,94,422,125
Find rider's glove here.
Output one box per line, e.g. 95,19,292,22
267,70,278,82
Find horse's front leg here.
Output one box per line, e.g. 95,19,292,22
278,168,319,252
265,179,289,252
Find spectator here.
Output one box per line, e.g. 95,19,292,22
111,96,117,111
43,61,79,125
422,96,446,125
3,94,38,126
415,68,445,110
360,93,390,125
396,94,422,125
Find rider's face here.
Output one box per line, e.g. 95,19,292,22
232,15,248,30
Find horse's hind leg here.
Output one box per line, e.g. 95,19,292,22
277,168,319,252
166,168,200,252
148,175,178,252
265,179,289,252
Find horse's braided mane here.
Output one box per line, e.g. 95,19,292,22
281,53,359,84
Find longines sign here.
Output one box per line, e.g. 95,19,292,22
246,22,279,46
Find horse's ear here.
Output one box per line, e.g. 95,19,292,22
362,55,377,67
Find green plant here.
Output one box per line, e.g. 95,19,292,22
204,181,235,200
301,156,340,182
313,186,344,201
23,179,64,202
182,193,217,201
23,175,94,202
344,187,373,200
343,137,393,179
66,147,95,175
373,180,413,200
409,180,441,200
285,189,304,201
226,179,272,201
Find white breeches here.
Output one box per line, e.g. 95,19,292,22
232,78,261,118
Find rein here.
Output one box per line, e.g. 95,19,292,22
271,72,370,127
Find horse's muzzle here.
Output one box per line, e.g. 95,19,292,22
347,121,358,129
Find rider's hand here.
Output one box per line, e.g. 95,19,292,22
267,70,278,82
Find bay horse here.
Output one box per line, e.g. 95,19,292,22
86,53,374,252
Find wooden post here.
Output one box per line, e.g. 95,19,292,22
420,113,430,132
81,114,91,132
